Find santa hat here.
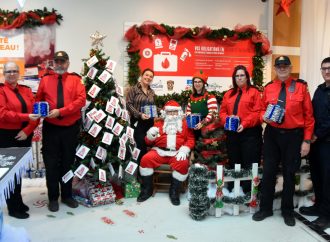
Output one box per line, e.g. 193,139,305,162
163,100,182,112
193,70,208,84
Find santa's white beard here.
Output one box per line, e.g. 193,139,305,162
163,115,183,134
163,115,183,150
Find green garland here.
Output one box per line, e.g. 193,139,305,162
224,168,252,179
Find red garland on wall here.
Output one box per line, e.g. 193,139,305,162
124,21,271,56
0,8,63,29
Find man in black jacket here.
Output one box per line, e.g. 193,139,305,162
299,57,330,230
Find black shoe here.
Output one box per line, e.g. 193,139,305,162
299,205,319,216
8,211,29,219
252,211,273,221
48,200,59,212
62,198,78,208
19,203,29,212
137,175,153,203
137,192,153,202
312,216,330,230
169,178,181,206
283,215,295,226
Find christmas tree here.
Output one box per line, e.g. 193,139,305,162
74,32,136,182
193,113,227,169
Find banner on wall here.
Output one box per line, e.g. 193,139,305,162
0,26,55,92
0,29,25,83
138,35,255,95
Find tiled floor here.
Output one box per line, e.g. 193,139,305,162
1,179,329,242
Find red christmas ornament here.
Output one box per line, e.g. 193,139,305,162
276,0,296,17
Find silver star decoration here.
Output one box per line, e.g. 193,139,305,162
90,31,107,49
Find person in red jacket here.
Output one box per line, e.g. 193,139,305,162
219,65,263,193
35,51,86,212
0,61,39,219
137,100,195,205
252,56,315,226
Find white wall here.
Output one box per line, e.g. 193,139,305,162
2,0,269,85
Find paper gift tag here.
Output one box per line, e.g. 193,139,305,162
119,97,126,109
112,122,124,136
86,55,99,67
90,157,96,169
87,67,98,79
121,110,129,122
88,123,102,137
118,147,126,160
115,106,122,117
95,146,107,161
88,84,101,98
98,70,112,84
82,100,91,112
62,170,74,183
108,163,115,176
76,145,90,159
74,164,89,179
109,96,119,109
121,133,128,143
93,109,107,123
118,165,123,179
106,101,115,114
83,116,93,131
116,85,124,96
125,161,138,175
102,132,114,145
86,108,98,121
119,138,126,148
105,115,115,130
99,169,107,182
106,59,117,73
126,127,134,139
131,147,141,160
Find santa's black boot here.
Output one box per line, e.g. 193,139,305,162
137,175,153,202
169,177,181,206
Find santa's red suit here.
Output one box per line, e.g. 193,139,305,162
140,118,195,181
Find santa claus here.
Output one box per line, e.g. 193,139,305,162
137,100,195,205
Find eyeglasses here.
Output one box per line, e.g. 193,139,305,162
4,70,19,74
320,67,330,72
235,74,246,78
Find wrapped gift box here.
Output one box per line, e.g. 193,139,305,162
264,104,285,124
32,101,49,117
186,114,201,129
124,179,140,198
73,177,116,207
141,105,158,118
224,116,240,132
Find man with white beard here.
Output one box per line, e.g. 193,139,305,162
137,100,195,205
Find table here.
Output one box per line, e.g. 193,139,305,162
0,147,33,242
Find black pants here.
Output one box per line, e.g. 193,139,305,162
132,118,154,165
309,140,330,218
225,126,262,192
42,121,80,201
260,125,303,215
0,129,32,213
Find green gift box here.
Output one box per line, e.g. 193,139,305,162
124,180,141,198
